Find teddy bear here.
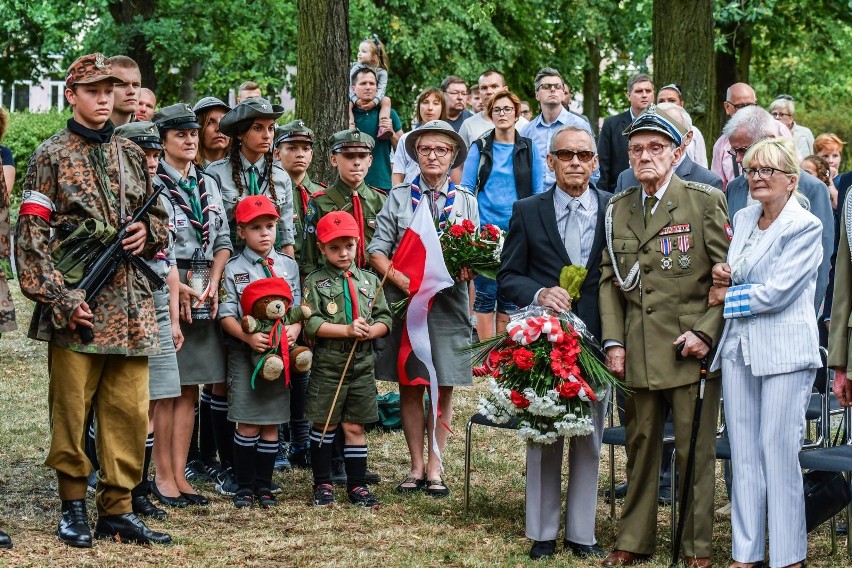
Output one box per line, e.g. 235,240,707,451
239,277,312,385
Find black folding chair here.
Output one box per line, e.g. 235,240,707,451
463,412,519,515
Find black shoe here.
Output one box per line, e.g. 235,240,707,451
215,468,239,496
94,513,171,545
563,540,606,558
288,443,311,469
184,459,213,482
180,492,210,506
57,499,92,548
86,470,97,494
837,521,848,536
529,540,556,560
330,459,347,486
604,481,628,502
365,469,382,484
270,480,283,495
313,483,334,506
256,487,278,509
274,444,292,471
347,485,380,508
150,480,189,508
131,493,167,521
0,529,11,549
233,488,254,509
658,485,672,506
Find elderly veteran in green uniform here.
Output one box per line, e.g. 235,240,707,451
205,97,295,257
274,120,325,265
599,105,730,568
17,53,171,546
302,128,388,275
368,120,478,497
152,103,235,500
0,127,15,550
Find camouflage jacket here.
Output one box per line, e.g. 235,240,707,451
0,160,16,333
16,127,169,355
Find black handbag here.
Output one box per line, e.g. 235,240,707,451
803,469,852,532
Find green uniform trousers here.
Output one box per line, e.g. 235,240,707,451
616,378,721,558
46,345,149,515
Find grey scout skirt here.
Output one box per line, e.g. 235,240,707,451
148,288,181,400
175,267,226,385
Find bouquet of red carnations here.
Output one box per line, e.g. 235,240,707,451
470,306,622,444
441,220,504,280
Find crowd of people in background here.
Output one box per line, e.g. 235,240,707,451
0,35,849,568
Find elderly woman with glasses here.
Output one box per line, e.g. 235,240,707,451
769,96,814,159
709,137,821,568
460,90,544,341
369,120,479,498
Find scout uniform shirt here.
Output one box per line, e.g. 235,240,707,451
206,153,295,254
16,127,170,355
219,247,301,323
301,178,387,275
302,261,392,343
290,173,326,265
0,165,15,333
155,160,232,263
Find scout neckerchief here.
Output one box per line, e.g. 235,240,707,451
296,179,311,218
326,180,367,268
342,269,360,324
240,154,267,196
158,162,211,251
410,174,456,231
254,256,278,277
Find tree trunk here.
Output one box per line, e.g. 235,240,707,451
715,20,751,136
583,38,602,137
652,0,717,161
295,0,350,185
107,0,158,92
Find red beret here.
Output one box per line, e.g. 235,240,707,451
239,277,293,317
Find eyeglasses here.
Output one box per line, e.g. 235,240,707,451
771,111,792,118
743,167,792,180
538,83,564,92
491,106,515,116
552,149,596,162
444,90,467,97
725,101,756,110
416,145,453,158
726,145,752,158
627,142,670,158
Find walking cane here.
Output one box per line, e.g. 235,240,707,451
670,354,709,568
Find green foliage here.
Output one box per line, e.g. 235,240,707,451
3,110,70,206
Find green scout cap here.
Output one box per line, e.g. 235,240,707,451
65,53,122,89
193,96,231,115
219,96,285,137
327,128,374,154
153,103,200,131
115,121,162,150
275,119,315,146
622,103,686,146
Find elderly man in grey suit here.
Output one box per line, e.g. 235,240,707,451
615,103,722,193
723,105,834,313
498,125,611,561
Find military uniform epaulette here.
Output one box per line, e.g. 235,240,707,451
368,184,387,197
684,181,716,194
608,185,639,204
315,181,328,189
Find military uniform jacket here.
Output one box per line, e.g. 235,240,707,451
301,262,392,342
220,248,301,324
291,173,325,265
598,175,730,389
16,128,169,355
156,160,231,262
301,178,387,275
206,153,295,253
0,164,16,333
828,198,852,370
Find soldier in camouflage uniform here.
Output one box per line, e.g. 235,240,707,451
16,53,171,547
0,127,15,551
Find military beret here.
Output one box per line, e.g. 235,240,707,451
115,121,162,150
153,103,200,131
275,119,315,146
622,103,686,146
404,120,467,169
219,96,285,137
193,96,231,116
327,128,374,153
65,53,121,89
240,278,293,318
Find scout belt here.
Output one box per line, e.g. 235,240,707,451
315,339,371,353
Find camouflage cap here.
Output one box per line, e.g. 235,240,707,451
219,96,285,137
622,103,686,146
192,96,231,115
115,121,162,150
327,128,374,153
153,103,201,131
65,53,122,88
275,119,315,146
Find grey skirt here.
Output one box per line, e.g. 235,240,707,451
175,269,226,385
374,282,473,387
227,344,291,425
148,289,181,400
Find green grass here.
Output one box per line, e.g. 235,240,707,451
0,286,848,567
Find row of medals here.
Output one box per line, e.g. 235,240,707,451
660,234,691,271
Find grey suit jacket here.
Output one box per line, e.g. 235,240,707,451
614,155,723,194
726,169,834,314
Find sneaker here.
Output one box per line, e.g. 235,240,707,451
376,126,392,140
203,459,223,480
348,485,380,509
184,459,213,482
288,443,311,469
87,470,97,494
270,481,283,494
313,483,334,506
233,488,254,508
215,468,239,496
274,445,292,471
330,459,347,486
256,487,277,509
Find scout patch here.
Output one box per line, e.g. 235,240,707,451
725,223,733,240
234,273,250,285
175,215,189,229
658,223,690,236
316,278,332,288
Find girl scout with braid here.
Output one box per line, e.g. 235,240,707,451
152,104,234,500
219,195,301,508
206,97,296,257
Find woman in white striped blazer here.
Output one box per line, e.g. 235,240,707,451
709,138,821,568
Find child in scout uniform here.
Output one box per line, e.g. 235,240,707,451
219,195,301,508
205,97,295,257
302,211,391,508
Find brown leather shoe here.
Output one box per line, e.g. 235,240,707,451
684,558,711,568
601,550,651,566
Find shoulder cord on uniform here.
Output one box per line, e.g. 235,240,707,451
605,201,640,291
845,191,852,263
